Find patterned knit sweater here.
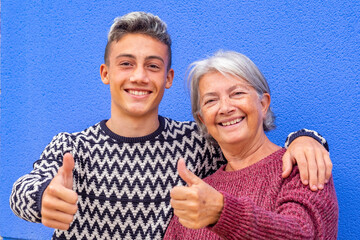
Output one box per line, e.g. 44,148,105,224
164,148,338,240
10,117,225,239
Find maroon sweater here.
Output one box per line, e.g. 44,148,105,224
164,148,338,239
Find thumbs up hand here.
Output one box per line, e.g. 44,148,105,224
41,153,78,230
170,158,224,229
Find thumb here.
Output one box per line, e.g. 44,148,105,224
177,158,201,186
281,151,292,178
58,152,75,189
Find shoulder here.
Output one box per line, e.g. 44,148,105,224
65,121,105,142
162,116,198,130
45,121,104,149
161,116,202,139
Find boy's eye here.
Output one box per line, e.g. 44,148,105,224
149,64,160,69
120,62,132,66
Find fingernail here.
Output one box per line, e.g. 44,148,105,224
311,185,318,191
325,179,329,184
318,184,324,190
303,180,309,185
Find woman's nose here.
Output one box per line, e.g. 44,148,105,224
219,97,235,115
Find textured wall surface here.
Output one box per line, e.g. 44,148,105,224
1,0,359,239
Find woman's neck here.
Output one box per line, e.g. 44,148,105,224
221,136,281,171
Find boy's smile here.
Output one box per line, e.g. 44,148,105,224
100,33,174,123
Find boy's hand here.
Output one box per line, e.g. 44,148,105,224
282,136,332,191
41,153,78,230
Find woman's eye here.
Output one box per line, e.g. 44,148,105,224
233,91,244,96
204,99,215,105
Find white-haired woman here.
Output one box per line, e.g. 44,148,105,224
164,51,338,239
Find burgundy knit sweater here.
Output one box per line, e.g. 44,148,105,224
164,148,338,239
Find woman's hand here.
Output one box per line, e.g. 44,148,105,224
282,136,332,191
170,158,224,229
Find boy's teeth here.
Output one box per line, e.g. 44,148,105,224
129,90,148,95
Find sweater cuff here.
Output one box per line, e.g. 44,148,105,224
284,129,329,151
35,179,52,217
208,191,251,238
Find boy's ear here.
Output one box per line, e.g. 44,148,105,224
165,68,174,89
100,64,109,85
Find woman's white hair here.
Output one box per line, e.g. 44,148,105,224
188,50,276,142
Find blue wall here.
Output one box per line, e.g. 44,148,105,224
1,1,359,239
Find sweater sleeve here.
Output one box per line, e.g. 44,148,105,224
284,129,329,151
209,171,338,239
9,132,74,223
163,215,184,240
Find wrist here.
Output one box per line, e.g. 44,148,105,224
209,191,224,226
285,129,329,151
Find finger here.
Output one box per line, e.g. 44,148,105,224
41,208,75,225
58,153,75,189
170,186,186,200
42,191,78,214
178,217,201,229
62,153,75,173
281,151,293,178
323,152,332,183
170,197,198,211
305,150,318,191
294,152,309,186
170,198,184,210
177,158,201,186
173,208,188,218
47,183,78,204
315,149,326,190
178,217,192,229
42,218,71,231
170,186,194,200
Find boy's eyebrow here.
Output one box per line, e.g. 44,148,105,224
146,56,165,64
115,54,135,59
115,54,165,64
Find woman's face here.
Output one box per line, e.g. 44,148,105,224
198,71,270,148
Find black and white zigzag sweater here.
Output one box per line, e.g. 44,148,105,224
10,116,225,239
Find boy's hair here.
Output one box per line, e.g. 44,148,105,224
104,12,172,70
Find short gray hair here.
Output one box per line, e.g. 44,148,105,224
188,50,276,142
104,12,172,70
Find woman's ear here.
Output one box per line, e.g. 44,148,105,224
261,93,271,118
100,64,110,85
197,112,205,124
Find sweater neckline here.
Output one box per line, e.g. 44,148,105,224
217,148,286,177
99,116,165,143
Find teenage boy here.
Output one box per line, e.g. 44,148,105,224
10,12,331,240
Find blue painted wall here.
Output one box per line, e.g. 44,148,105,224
1,1,359,239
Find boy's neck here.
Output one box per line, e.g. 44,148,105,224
106,113,160,138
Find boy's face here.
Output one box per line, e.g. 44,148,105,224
100,33,174,121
